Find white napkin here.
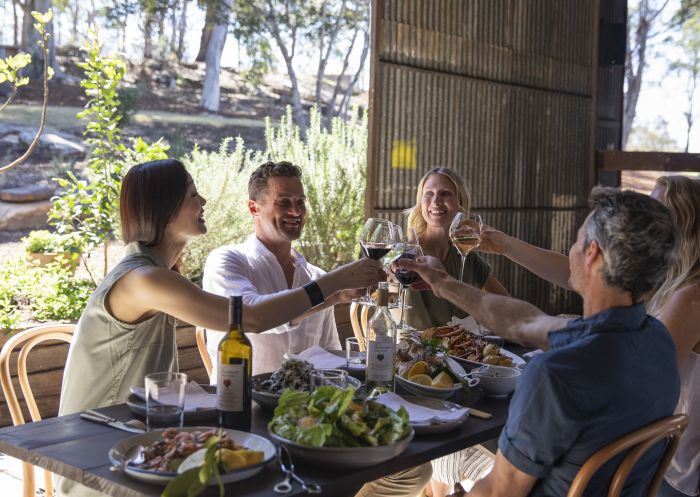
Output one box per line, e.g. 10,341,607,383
131,381,217,412
523,349,544,362
375,392,468,425
287,346,345,369
448,316,488,336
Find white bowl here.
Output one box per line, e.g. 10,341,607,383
395,374,462,400
269,429,414,469
471,365,521,397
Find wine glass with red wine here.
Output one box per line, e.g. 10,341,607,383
449,212,483,282
358,218,398,302
392,242,424,330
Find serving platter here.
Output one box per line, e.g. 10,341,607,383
108,427,275,485
268,428,414,469
252,373,362,410
450,348,525,370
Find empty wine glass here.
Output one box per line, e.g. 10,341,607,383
449,212,483,282
392,242,424,331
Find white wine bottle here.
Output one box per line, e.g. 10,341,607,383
217,296,252,430
366,282,397,395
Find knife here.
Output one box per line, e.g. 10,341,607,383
80,412,146,433
468,408,493,420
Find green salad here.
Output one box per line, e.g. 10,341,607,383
268,386,410,447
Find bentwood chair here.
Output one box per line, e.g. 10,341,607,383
0,323,75,497
566,414,689,497
195,326,213,379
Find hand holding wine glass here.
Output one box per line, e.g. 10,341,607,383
449,212,483,281
392,242,424,331
358,218,398,302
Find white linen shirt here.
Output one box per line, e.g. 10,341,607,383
202,235,341,380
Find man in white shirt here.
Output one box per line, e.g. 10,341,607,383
203,161,365,378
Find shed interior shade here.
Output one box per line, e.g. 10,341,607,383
369,0,596,314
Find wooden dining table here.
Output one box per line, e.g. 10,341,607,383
0,389,511,497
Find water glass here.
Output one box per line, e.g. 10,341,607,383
345,337,366,367
310,369,348,391
145,372,187,430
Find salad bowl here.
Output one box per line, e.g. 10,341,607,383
268,386,414,469
269,429,414,469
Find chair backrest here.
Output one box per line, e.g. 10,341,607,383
195,327,212,379
566,414,689,497
0,323,75,497
349,302,371,350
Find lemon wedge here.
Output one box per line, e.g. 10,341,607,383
220,449,248,471
431,371,453,389
408,373,433,386
407,361,430,378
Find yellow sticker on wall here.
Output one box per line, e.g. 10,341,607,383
391,140,417,170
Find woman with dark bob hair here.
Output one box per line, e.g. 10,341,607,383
58,159,383,418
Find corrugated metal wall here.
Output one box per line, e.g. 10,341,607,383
368,0,598,314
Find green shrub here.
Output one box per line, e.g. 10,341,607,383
0,256,94,331
180,137,264,283
268,106,367,270
22,230,82,254
49,36,168,278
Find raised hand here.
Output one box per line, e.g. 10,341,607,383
478,225,509,255
397,255,448,293
332,257,385,290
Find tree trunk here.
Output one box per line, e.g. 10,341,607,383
195,0,218,62
143,12,154,60
177,0,189,61
23,0,56,79
622,0,669,149
200,0,232,112
71,1,79,43
169,0,179,55
12,0,19,46
315,1,346,114
338,27,369,118
268,27,306,134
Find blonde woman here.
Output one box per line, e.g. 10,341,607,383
403,167,508,331
403,168,508,497
479,176,700,497
648,176,700,497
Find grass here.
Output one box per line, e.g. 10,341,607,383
0,104,267,130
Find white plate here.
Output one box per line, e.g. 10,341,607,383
268,429,414,469
395,357,468,400
450,348,525,369
108,427,275,485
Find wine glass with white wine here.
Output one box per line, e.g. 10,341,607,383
449,212,483,282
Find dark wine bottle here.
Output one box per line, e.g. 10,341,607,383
216,296,252,431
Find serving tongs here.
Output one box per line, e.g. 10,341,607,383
273,446,321,494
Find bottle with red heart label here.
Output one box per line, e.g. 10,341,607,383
217,296,252,430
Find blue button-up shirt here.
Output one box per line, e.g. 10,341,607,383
499,303,680,497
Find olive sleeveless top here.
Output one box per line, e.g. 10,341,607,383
404,246,490,330
59,242,178,416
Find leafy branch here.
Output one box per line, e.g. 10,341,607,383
0,9,55,173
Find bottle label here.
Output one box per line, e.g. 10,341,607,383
367,336,395,382
217,360,246,411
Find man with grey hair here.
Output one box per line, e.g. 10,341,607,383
400,187,681,497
